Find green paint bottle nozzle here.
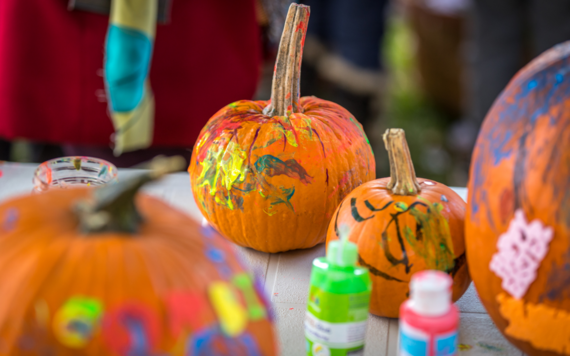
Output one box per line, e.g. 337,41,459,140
327,225,358,267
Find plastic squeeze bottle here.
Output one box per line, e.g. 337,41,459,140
398,270,459,356
305,226,372,356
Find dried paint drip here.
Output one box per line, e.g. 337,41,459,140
476,342,503,352
490,209,554,299
458,344,472,350
497,293,570,354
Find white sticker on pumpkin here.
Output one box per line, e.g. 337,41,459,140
489,209,554,299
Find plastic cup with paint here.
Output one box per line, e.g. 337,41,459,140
33,156,118,193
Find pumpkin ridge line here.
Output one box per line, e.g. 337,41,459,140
333,200,344,238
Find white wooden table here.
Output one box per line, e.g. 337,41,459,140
0,162,524,356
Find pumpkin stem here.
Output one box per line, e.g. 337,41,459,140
263,3,310,117
383,128,421,195
75,155,186,234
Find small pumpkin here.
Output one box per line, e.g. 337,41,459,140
466,42,570,356
326,129,470,318
0,158,277,355
188,4,375,253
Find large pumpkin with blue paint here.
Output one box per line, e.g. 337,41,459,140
0,165,277,355
326,129,470,318
188,4,374,253
466,43,570,356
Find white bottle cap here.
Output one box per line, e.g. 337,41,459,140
408,270,452,317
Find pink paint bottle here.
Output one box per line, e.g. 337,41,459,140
398,271,459,356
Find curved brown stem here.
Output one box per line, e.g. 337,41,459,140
383,128,421,195
263,4,310,117
75,155,186,234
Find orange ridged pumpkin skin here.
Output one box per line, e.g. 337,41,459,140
466,43,570,355
0,189,277,356
189,97,375,253
326,178,470,318
188,5,374,253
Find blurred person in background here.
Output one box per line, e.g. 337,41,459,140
0,0,262,166
298,0,390,136
450,0,570,156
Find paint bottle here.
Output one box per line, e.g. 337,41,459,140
305,226,372,356
398,270,459,356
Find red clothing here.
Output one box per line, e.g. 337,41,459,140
0,0,261,148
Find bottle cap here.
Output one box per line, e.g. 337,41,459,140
409,270,452,317
327,225,358,267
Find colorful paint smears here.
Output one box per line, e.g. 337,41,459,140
189,326,261,356
209,281,249,337
497,292,570,354
349,197,456,276
403,199,455,272
476,342,503,352
191,98,372,218
53,298,103,348
102,303,161,356
41,272,269,354
490,209,554,299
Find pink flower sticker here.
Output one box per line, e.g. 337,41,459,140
490,209,554,299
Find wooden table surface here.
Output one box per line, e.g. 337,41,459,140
0,162,525,356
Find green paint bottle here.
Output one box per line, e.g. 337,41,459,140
305,226,372,356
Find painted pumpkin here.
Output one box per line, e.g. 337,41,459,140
188,4,375,253
466,42,570,356
326,129,470,318
0,159,277,355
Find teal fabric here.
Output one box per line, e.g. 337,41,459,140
105,24,153,112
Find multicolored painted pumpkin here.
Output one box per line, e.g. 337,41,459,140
0,160,277,355
326,129,470,318
466,42,570,356
188,4,375,253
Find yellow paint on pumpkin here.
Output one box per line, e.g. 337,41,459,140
283,129,298,147
403,198,455,271
221,141,248,192
196,131,210,150
497,293,570,355
52,298,103,348
209,282,248,337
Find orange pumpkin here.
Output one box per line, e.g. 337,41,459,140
0,159,277,355
188,4,375,253
466,43,570,356
326,129,470,318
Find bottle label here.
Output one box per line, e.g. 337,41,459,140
398,321,457,356
305,285,370,356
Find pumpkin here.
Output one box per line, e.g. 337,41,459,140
466,42,570,356
188,4,375,253
0,158,277,356
326,129,470,318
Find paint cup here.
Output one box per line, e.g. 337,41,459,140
33,156,118,193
